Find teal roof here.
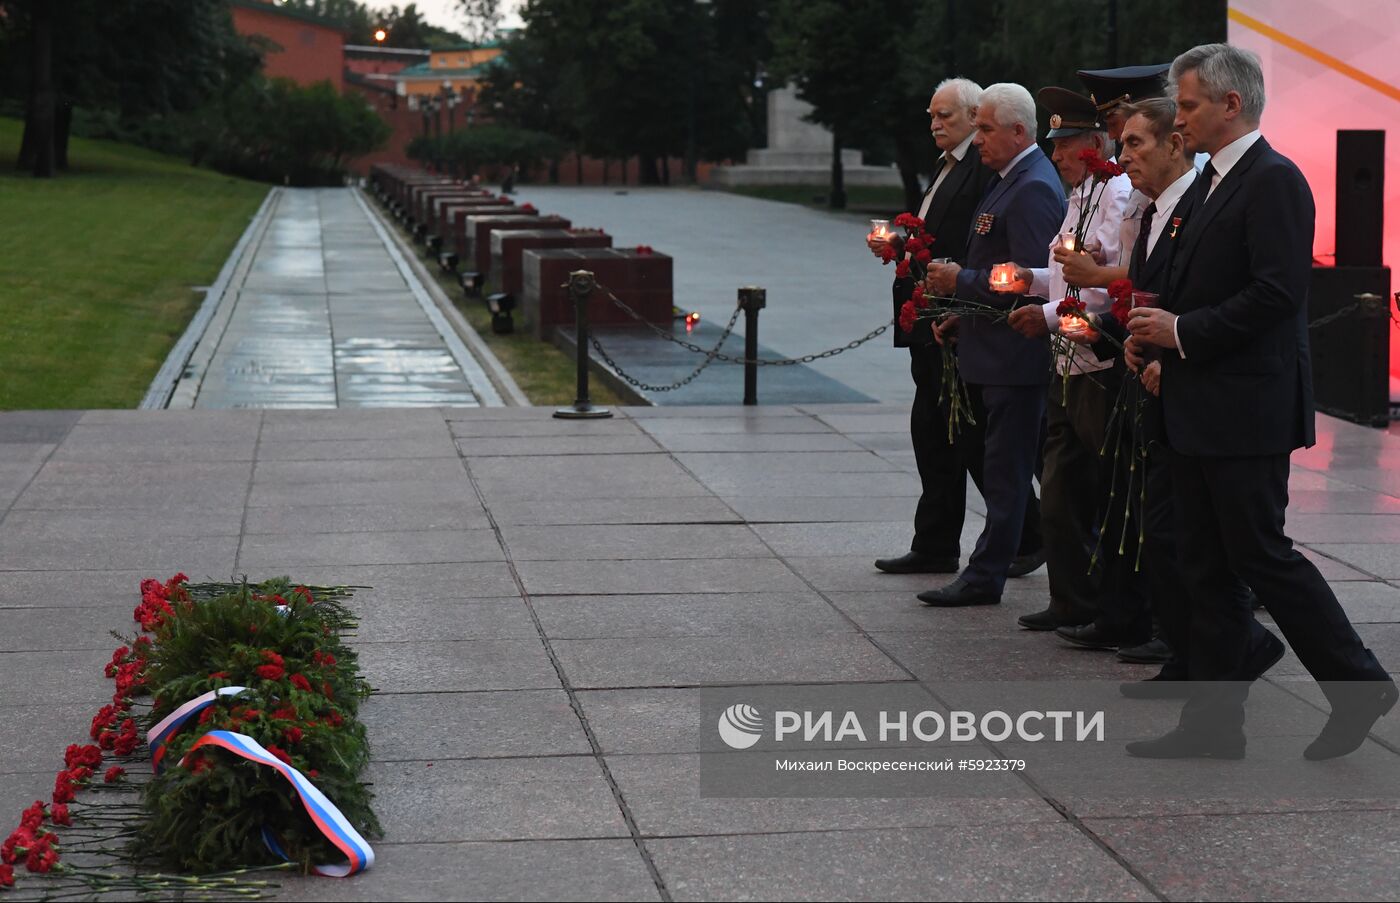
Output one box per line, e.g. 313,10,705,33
398,61,496,78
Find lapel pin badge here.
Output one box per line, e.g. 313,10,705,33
1169,216,1182,239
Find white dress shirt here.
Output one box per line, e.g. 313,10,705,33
1172,130,1262,356
906,133,975,261
1028,167,1133,374
998,142,1039,179
1143,167,1197,259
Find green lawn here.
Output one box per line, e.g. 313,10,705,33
0,117,266,409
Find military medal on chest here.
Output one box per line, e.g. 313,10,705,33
975,212,996,235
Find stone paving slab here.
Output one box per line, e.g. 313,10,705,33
3,406,1400,901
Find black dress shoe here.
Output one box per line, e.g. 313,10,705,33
1118,637,1173,664
1119,672,1192,699
1303,680,1399,761
1007,548,1046,578
1126,727,1246,760
918,578,1000,607
875,551,959,575
1017,607,1093,631
1057,622,1142,651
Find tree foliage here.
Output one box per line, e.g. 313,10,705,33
407,124,561,178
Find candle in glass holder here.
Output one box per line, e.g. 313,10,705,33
1058,314,1099,342
1059,231,1077,252
1131,290,1160,309
990,262,1017,291
868,219,893,243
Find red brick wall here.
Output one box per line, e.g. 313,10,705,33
232,4,345,91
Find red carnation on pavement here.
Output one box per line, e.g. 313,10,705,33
0,862,14,886
24,835,59,874
52,773,75,805
19,803,45,833
104,767,125,784
2,829,31,866
64,744,102,770
50,804,70,827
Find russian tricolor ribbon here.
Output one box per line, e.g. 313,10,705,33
182,730,375,877
147,686,251,772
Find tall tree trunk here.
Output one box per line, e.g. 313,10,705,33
661,156,670,186
829,132,846,210
17,104,35,170
548,156,560,184
639,155,660,185
893,131,922,215
56,100,73,171
574,151,583,184
27,0,56,178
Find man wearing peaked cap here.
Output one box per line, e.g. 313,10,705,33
1003,86,1137,642
1077,63,1171,136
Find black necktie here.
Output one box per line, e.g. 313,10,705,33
1197,161,1217,206
1131,202,1156,278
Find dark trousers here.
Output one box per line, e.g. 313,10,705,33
961,383,1045,595
1172,451,1388,731
909,344,1041,559
1041,370,1116,622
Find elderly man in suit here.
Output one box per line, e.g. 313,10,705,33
917,83,1066,608
870,78,1044,580
1126,44,1395,759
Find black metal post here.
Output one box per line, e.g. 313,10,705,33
738,286,766,406
555,270,614,419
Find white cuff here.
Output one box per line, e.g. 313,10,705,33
1041,300,1060,333
1029,267,1051,299
1172,315,1186,359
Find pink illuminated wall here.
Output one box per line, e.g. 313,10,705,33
1227,2,1400,385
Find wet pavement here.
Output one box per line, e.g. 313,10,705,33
182,188,501,409
2,406,1399,901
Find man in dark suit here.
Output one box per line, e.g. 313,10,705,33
1126,44,1395,759
918,83,1066,607
871,78,1044,578
1071,98,1283,699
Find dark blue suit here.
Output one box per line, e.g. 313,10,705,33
953,145,1065,594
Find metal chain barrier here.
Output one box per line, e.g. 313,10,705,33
589,306,743,392
594,281,893,367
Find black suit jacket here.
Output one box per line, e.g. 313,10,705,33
892,149,996,347
1161,137,1316,457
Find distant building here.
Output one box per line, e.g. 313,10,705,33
229,0,346,91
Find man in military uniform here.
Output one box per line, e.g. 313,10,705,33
1002,87,1138,640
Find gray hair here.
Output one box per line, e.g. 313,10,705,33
934,77,983,113
978,83,1037,133
1169,43,1266,123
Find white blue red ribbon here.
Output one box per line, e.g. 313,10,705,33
147,686,250,772
182,730,375,877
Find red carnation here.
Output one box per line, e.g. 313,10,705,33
19,803,45,833
290,674,313,693
266,745,292,765
2,828,32,865
209,671,231,680
64,744,102,770
898,300,918,334
0,862,13,886
879,243,898,264
912,284,928,308
1111,295,1132,327
1056,296,1086,316
1107,278,1134,303
895,260,910,279
904,236,925,255
52,774,75,805
915,248,932,264
90,705,118,741
24,835,59,874
255,663,285,681
50,804,70,827
68,767,92,784
104,767,125,784
283,727,304,745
